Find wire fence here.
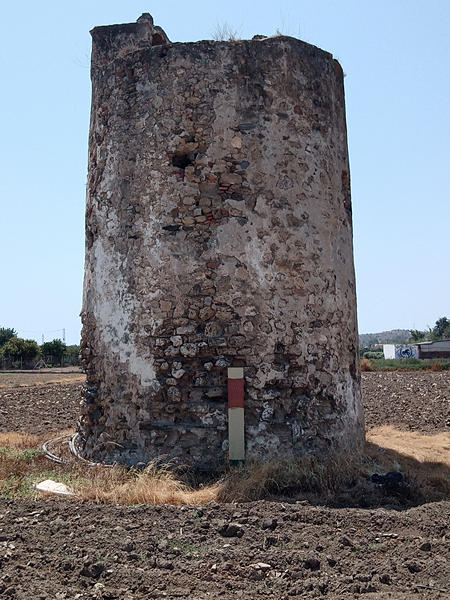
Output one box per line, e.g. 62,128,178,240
0,354,80,371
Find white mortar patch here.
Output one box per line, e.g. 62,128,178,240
92,239,157,387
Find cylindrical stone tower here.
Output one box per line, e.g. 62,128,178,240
78,14,364,469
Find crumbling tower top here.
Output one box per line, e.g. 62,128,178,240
90,13,170,67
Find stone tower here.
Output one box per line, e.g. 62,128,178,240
78,14,364,469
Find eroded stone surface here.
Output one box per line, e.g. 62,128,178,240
79,14,364,469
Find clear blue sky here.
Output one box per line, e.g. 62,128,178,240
1,1,449,344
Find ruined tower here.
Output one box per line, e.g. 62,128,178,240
79,14,364,469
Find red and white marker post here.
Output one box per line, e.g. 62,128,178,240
227,367,245,465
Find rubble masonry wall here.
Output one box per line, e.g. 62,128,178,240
79,16,364,469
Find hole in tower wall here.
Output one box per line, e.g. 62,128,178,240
151,33,165,46
171,153,195,169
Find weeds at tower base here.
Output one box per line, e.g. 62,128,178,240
0,428,448,507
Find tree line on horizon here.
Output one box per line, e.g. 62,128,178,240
2,317,448,367
0,327,80,368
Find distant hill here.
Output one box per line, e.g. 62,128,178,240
359,329,411,347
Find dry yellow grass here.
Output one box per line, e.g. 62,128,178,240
32,376,85,386
360,358,374,372
0,429,77,450
365,427,450,502
1,426,448,505
78,464,220,506
217,453,361,503
0,376,85,389
0,432,42,448
219,428,450,503
0,370,85,389
367,426,450,465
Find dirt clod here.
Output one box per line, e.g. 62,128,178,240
218,522,244,537
304,556,321,570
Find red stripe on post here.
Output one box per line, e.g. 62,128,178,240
228,378,244,408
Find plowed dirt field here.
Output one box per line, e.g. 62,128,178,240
0,371,448,599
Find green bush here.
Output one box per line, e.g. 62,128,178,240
41,339,66,364
64,344,80,366
0,338,40,363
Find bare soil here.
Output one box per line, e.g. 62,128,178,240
0,381,82,436
0,496,448,599
0,372,448,599
1,371,448,437
0,367,84,390
362,371,450,433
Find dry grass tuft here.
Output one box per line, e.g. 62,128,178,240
0,374,85,389
212,22,239,41
217,453,362,503
0,432,41,448
42,376,85,385
360,358,374,372
78,463,220,506
431,361,443,372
